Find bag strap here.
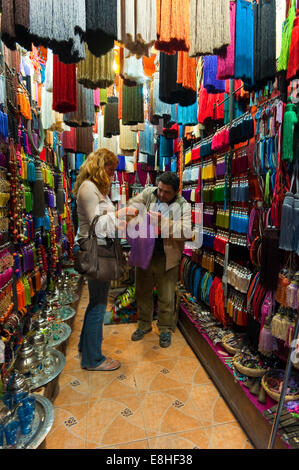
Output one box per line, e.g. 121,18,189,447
88,215,101,239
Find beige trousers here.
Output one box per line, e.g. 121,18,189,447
135,252,179,333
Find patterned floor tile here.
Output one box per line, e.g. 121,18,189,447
88,362,139,402
62,352,82,372
133,360,185,393
54,384,89,407
66,332,81,352
58,369,89,395
46,290,253,450
86,396,147,447
100,439,149,449
189,384,236,426
139,389,204,438
174,357,212,387
204,422,253,449
148,428,210,449
103,323,137,342
45,423,86,449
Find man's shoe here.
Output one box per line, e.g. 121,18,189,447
131,328,152,341
159,332,171,348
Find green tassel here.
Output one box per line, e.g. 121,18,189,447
277,0,296,72
23,279,31,306
282,98,298,163
48,277,54,292
28,190,32,212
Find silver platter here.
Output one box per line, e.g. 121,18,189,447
53,305,76,322
1,395,54,449
60,293,79,306
63,268,80,280
47,322,72,348
29,348,66,391
62,260,75,268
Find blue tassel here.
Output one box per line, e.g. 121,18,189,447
44,208,51,231
31,160,36,182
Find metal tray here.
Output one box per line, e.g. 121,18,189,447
62,260,75,268
47,322,72,348
54,305,76,322
29,348,66,391
1,395,54,449
60,293,79,306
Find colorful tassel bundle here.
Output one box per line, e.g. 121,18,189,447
32,164,45,218
282,99,298,163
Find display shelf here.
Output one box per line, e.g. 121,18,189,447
178,304,290,450
28,275,84,403
65,275,84,330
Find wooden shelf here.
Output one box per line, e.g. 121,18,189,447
178,306,289,450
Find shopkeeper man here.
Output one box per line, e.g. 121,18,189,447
128,172,192,348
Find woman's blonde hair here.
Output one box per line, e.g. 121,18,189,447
73,148,119,197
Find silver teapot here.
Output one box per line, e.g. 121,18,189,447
31,312,49,332
42,303,53,319
59,281,71,305
14,338,39,376
50,285,60,302
56,277,64,292
30,330,46,348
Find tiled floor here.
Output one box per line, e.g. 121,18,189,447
45,283,253,450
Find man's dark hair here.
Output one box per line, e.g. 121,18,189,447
157,172,180,192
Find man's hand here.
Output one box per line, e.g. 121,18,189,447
116,206,139,223
149,211,162,227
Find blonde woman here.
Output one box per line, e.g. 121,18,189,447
73,148,136,371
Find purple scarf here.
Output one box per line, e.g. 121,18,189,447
126,214,155,270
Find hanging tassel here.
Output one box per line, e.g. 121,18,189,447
281,317,291,342
282,98,298,163
44,209,51,232
258,323,274,357
286,324,295,348
271,314,282,339
32,163,45,218
279,193,295,251
56,174,65,215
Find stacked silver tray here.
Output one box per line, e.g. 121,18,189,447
29,349,66,391
1,395,54,449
